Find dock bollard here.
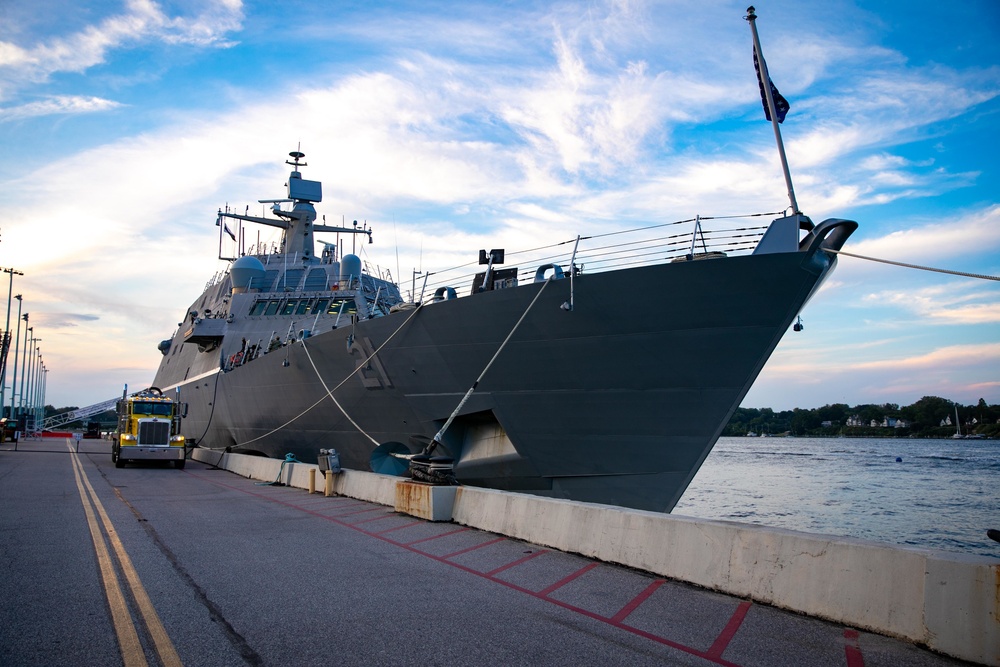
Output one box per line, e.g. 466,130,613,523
308,468,316,494
324,470,333,497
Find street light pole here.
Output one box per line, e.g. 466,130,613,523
24,335,36,426
40,368,48,427
28,345,40,430
34,357,43,428
1,267,24,410
18,322,30,417
9,295,22,419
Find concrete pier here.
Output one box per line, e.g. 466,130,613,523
195,448,999,666
0,438,992,666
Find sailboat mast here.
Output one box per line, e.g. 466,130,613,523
745,6,799,214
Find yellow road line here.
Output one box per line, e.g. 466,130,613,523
70,448,147,667
70,445,183,667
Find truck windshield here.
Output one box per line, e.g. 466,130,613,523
133,402,173,416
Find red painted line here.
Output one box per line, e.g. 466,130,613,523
194,473,746,666
350,513,402,525
610,579,665,623
706,600,752,659
402,526,470,546
373,520,423,535
537,562,599,596
330,506,389,517
440,536,505,559
485,549,547,576
844,629,865,667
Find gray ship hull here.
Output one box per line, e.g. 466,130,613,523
155,242,843,512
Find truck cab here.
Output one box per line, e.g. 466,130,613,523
112,387,186,468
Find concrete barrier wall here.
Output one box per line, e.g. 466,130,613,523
191,449,999,666
191,450,399,506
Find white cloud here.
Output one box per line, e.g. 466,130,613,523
5,1,1000,411
0,95,122,121
848,205,1000,265
0,0,244,100
851,342,1000,371
861,281,1000,325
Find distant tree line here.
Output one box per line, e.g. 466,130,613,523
725,396,1000,438
44,396,1000,439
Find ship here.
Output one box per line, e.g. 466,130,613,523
150,146,855,512
151,10,854,512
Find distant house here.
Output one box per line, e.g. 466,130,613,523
846,415,864,427
821,420,833,427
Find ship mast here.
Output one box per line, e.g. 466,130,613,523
745,6,799,214
217,150,372,262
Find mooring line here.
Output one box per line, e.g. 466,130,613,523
825,248,1000,281
430,276,552,446
234,301,425,448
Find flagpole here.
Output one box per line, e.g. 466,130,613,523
745,6,799,214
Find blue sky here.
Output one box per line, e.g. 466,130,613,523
1,0,998,412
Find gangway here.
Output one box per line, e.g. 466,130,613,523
42,395,127,431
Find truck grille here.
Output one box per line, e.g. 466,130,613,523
137,420,171,446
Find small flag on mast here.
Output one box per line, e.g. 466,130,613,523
223,222,236,241
753,49,790,123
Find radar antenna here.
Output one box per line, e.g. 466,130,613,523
286,144,307,168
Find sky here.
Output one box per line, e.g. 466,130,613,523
0,0,998,413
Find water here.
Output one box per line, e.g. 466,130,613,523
673,436,1000,558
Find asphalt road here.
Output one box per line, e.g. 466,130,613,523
0,438,972,666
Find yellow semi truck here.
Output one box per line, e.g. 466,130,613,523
112,386,187,469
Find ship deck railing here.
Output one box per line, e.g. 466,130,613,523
413,214,772,302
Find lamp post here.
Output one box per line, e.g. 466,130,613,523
34,357,43,428
8,295,22,419
40,367,48,428
27,345,39,431
24,333,36,425
18,322,29,417
29,342,41,428
1,267,24,410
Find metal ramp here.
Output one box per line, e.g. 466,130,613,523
42,397,121,431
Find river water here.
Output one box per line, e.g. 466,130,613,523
673,436,1000,558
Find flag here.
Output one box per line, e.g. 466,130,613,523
753,49,790,123
224,223,236,241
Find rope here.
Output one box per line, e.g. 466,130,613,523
825,249,1000,282
430,277,553,448
232,301,426,449
255,453,301,486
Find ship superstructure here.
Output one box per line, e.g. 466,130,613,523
152,147,855,512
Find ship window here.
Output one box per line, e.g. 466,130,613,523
250,269,278,292
296,300,311,315
313,298,329,314
303,268,328,291
264,300,281,316
327,298,357,315
249,301,268,316
282,300,297,315
277,268,305,291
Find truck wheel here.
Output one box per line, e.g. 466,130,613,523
175,458,186,470
115,456,125,469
